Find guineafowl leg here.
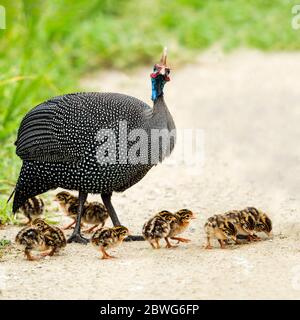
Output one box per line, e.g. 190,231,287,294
67,191,89,244
101,193,144,241
101,193,121,226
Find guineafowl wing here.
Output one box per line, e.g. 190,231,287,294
15,94,85,162
15,92,152,163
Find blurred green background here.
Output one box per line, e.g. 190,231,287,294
0,0,299,222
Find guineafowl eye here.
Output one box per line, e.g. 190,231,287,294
153,64,160,71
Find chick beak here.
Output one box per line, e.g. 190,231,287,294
191,214,197,220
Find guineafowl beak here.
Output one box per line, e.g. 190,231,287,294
158,47,170,78
160,47,168,66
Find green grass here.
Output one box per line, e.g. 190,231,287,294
0,0,299,220
0,239,11,248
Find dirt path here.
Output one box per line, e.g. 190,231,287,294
1,49,300,299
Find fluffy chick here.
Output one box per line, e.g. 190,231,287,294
55,191,80,229
55,191,109,232
15,226,46,261
82,202,109,233
168,209,196,244
91,226,129,259
19,196,44,225
142,210,177,249
32,218,66,257
204,214,237,249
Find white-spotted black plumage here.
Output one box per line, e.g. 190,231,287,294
13,92,176,212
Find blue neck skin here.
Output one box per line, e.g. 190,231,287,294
151,77,166,101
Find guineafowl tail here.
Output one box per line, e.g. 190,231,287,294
13,188,28,213
7,189,15,203
12,162,52,213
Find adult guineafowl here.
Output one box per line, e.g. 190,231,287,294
11,48,176,243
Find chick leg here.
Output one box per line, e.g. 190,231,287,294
41,247,56,257
26,216,32,226
101,193,144,242
25,248,39,261
250,234,261,241
218,239,227,249
62,219,76,230
67,191,89,244
155,239,161,249
150,242,156,249
83,224,98,233
100,246,115,259
48,248,56,256
171,236,191,243
165,237,178,248
205,236,213,249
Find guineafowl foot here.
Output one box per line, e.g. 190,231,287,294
67,191,89,244
124,235,145,242
67,233,89,244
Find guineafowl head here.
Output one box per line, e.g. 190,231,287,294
150,47,170,101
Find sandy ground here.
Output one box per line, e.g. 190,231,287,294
1,49,300,299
